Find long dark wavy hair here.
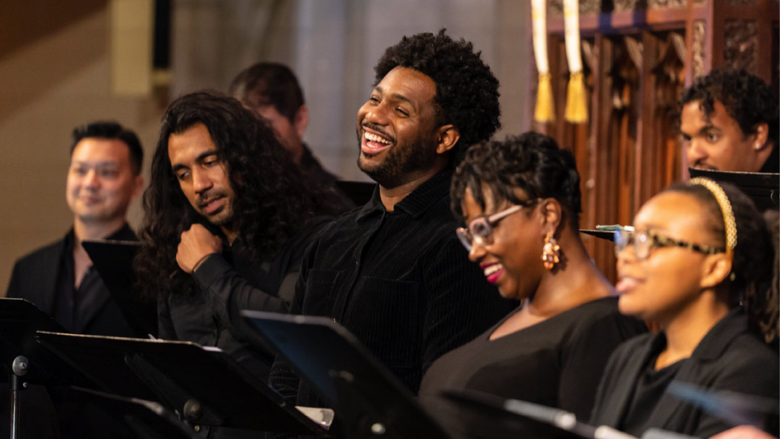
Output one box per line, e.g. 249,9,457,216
135,91,321,298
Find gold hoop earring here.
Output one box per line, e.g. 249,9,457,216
542,230,560,270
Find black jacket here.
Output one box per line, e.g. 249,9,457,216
590,309,779,438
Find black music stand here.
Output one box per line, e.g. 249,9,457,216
81,239,157,338
689,168,780,212
0,298,91,439
241,310,451,439
35,331,330,435
71,386,198,439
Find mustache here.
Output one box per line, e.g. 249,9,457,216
361,122,396,143
196,189,229,208
692,159,719,171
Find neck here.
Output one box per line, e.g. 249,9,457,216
73,217,126,243
221,226,238,245
527,233,612,317
658,292,729,366
379,161,446,211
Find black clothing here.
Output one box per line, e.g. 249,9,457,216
620,357,685,437
419,297,647,439
158,219,328,380
7,223,136,336
4,223,138,439
590,309,780,438
269,170,515,411
299,143,354,217
759,145,779,173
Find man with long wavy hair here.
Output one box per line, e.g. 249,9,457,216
135,92,331,383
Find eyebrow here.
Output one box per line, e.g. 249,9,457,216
171,149,219,173
72,160,119,168
374,86,416,110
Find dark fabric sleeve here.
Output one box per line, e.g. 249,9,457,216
559,314,642,420
157,296,177,340
421,236,513,373
588,341,631,426
693,341,780,438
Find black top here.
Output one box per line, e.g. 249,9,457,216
419,297,647,439
590,309,780,438
56,224,136,333
759,144,779,173
157,219,329,381
269,170,515,410
620,357,685,436
299,143,355,217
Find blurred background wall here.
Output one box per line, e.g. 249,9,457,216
0,0,532,294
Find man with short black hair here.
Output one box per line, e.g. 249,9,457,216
7,121,144,336
679,69,778,173
269,30,514,414
229,62,353,215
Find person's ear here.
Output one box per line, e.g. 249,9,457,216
699,254,733,289
294,105,309,138
539,198,563,235
435,124,460,155
131,175,144,200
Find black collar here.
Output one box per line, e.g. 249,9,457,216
356,170,453,221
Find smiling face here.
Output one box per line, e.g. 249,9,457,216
168,123,236,230
356,66,441,188
616,191,725,323
461,186,544,300
681,100,761,172
66,138,142,224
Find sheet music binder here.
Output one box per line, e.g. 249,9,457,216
241,310,451,439
35,331,330,435
81,239,157,338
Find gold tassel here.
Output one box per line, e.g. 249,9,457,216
534,73,555,123
565,71,588,123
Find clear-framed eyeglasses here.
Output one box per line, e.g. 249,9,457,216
456,200,539,251
613,228,725,261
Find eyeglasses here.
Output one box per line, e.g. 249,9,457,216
614,229,725,260
456,200,538,251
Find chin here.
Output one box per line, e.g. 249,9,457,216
617,294,645,317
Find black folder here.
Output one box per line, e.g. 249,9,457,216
35,331,330,434
81,239,157,338
689,168,779,212
241,310,451,439
0,298,89,387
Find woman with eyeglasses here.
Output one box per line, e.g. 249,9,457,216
418,133,647,438
589,179,779,438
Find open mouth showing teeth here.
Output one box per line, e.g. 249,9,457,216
364,132,392,145
483,264,502,276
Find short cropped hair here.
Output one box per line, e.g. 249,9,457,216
228,62,304,122
71,121,144,175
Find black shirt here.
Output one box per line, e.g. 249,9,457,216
419,297,647,439
55,223,136,334
299,143,355,217
621,356,685,437
269,170,516,410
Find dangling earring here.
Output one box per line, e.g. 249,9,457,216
542,230,560,270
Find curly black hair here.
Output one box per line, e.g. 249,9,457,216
374,29,501,165
451,132,582,230
679,69,778,148
664,181,778,345
135,91,321,298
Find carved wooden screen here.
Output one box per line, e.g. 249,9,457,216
532,0,779,282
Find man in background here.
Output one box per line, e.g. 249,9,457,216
229,62,354,215
679,69,778,173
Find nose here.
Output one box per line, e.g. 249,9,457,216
192,169,212,194
686,139,707,166
83,169,100,189
616,244,636,271
468,240,488,263
361,101,390,126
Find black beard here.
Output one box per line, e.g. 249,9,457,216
357,132,438,189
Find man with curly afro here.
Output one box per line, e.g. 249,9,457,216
269,30,514,413
680,69,778,173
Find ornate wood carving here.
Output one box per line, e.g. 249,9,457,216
692,20,706,78
548,0,602,16
725,0,758,5
615,0,645,11
649,0,686,8
724,20,758,73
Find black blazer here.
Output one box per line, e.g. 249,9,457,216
6,228,135,337
590,309,779,438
